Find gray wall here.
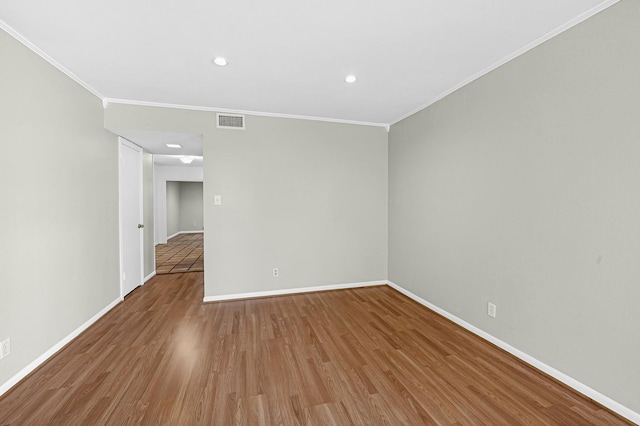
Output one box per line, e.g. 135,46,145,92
0,29,120,386
206,116,388,296
388,0,640,413
104,107,388,297
165,181,203,237
142,151,155,277
166,181,181,237
179,182,203,232
152,164,203,244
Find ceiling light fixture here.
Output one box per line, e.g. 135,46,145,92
213,57,228,67
166,144,182,148
345,75,357,83
180,156,194,164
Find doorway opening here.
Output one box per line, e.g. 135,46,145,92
156,180,204,274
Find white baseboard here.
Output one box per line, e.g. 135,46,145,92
167,230,203,240
386,280,640,425
0,297,121,397
203,280,386,302
144,271,156,283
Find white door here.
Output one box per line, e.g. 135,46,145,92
119,138,143,298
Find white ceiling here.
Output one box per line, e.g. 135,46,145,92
114,129,203,156
0,0,615,126
153,155,203,168
112,128,204,159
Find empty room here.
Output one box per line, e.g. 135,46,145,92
0,0,638,424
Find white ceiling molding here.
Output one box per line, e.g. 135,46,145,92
0,18,105,101
1,0,620,126
103,98,389,129
2,15,387,129
390,0,621,126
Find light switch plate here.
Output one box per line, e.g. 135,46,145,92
214,195,222,205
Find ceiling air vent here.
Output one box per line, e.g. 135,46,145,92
217,113,245,130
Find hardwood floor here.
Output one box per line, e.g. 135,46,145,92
155,232,204,274
0,273,631,425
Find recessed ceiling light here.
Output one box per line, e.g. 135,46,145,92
166,144,182,148
345,75,357,83
180,156,194,164
213,57,228,67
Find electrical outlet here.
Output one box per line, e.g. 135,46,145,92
0,338,10,359
272,268,279,278
487,302,497,318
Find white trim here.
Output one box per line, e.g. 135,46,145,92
0,297,121,397
1,0,618,131
385,280,640,425
0,18,104,101
104,98,388,129
167,231,181,240
203,280,386,302
389,0,621,126
167,230,203,240
144,271,156,283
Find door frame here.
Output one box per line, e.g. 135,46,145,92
118,137,144,300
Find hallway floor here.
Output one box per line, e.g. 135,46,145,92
155,232,203,274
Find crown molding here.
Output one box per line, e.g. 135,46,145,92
2,18,387,129
389,0,621,126
0,18,105,101
3,0,618,132
104,98,389,129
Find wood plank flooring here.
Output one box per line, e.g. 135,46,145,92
155,233,204,274
0,273,632,425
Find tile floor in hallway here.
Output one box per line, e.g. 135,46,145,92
155,232,203,274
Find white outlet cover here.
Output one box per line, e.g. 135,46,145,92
488,302,497,318
0,338,10,359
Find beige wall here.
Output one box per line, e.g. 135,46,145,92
388,0,640,413
165,181,202,237
166,181,204,237
105,106,388,297
179,182,203,232
142,151,155,277
0,29,120,386
166,181,181,237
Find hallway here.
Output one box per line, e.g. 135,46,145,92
155,232,204,274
